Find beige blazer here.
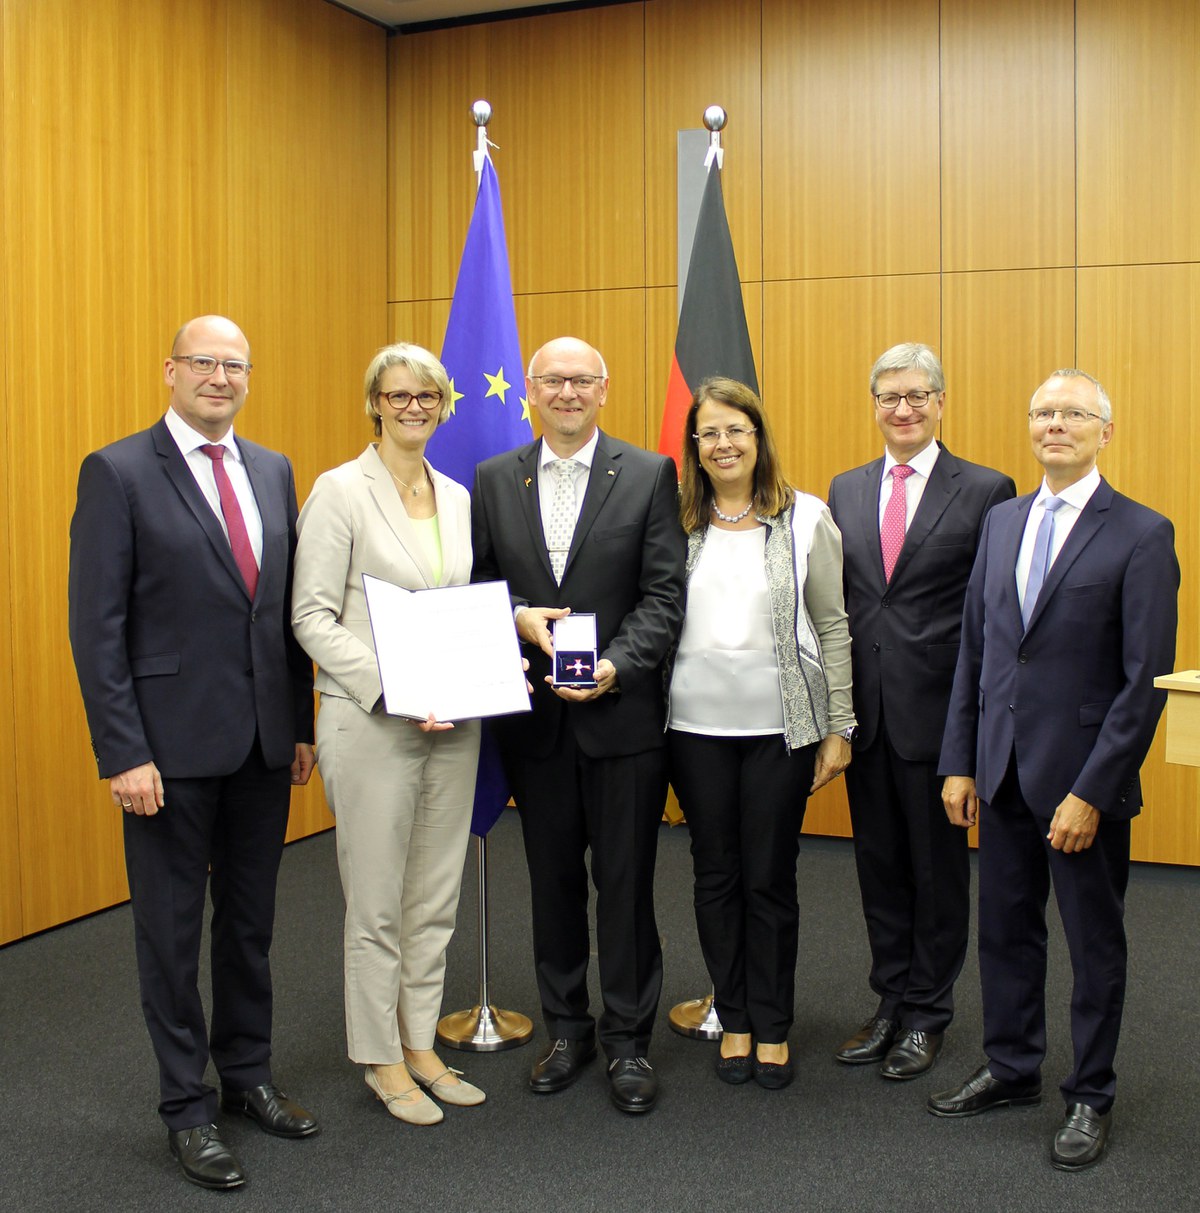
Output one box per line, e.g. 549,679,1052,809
292,444,473,711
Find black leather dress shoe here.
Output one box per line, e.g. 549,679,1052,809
927,1064,1042,1117
608,1057,658,1113
1051,1103,1111,1171
835,1017,898,1065
529,1037,597,1093
220,1083,320,1138
168,1124,246,1189
880,1029,943,1080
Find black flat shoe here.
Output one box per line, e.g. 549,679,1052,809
1051,1103,1111,1171
714,1052,754,1085
168,1124,246,1190
220,1082,320,1138
529,1037,597,1094
753,1055,794,1090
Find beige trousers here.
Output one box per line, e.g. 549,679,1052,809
316,693,480,1060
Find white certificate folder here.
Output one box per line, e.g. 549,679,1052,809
362,575,531,723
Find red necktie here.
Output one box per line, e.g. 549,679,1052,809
880,464,915,582
200,444,259,599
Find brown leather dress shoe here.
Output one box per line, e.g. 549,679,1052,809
220,1082,320,1137
928,1063,1042,1117
880,1029,943,1080
168,1124,246,1189
835,1017,897,1065
1051,1103,1111,1171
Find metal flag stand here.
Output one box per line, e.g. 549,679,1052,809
437,834,532,1051
669,987,723,1040
436,100,532,1054
667,104,731,1046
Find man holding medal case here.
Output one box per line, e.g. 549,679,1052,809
471,336,687,1114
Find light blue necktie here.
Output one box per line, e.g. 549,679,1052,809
1021,496,1065,627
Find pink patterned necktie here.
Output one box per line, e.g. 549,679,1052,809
200,444,259,599
880,463,915,582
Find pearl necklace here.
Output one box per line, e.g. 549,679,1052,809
712,499,754,524
388,468,429,498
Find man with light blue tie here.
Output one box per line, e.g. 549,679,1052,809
934,370,1179,1173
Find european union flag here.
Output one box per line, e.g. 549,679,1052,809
429,153,531,836
428,155,530,489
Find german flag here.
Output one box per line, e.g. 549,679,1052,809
657,161,758,470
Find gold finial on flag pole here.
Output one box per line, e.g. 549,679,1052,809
703,104,727,169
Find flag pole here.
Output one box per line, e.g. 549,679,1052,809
668,104,730,1044
437,99,532,1053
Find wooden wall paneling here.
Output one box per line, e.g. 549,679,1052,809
940,0,1075,272
515,290,648,447
6,0,233,934
482,5,646,296
0,1,20,945
227,0,387,841
643,0,763,289
1078,264,1200,866
387,301,455,363
1078,0,1200,267
763,273,940,836
389,25,491,305
762,274,941,504
940,268,1076,492
761,0,941,281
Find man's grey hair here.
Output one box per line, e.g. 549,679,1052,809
869,342,945,395
1031,369,1112,422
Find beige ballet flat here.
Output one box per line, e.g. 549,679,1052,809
364,1066,443,1125
408,1063,486,1107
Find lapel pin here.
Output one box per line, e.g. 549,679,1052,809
607,469,615,477
524,477,532,487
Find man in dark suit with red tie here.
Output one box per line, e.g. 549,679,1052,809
932,370,1178,1171
68,316,319,1189
471,336,685,1114
828,343,1015,1079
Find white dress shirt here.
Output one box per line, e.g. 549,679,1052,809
1015,467,1101,612
164,406,264,566
879,440,941,530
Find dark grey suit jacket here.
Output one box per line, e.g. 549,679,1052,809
68,417,314,779
828,443,1015,762
939,478,1178,819
471,431,686,761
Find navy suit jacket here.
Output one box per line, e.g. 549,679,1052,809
828,444,1015,762
471,431,686,761
938,478,1178,819
68,417,314,779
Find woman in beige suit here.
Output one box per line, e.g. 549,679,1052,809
292,343,483,1126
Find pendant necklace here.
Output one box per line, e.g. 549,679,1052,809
388,468,428,498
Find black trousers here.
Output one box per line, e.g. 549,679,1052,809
844,717,969,1032
122,738,291,1130
506,726,665,1059
668,730,817,1043
980,761,1130,1113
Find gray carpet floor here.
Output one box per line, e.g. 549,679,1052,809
2,810,1196,1212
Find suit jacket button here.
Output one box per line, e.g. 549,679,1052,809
881,598,890,608
872,643,880,653
1018,652,1028,663
1008,704,1015,712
